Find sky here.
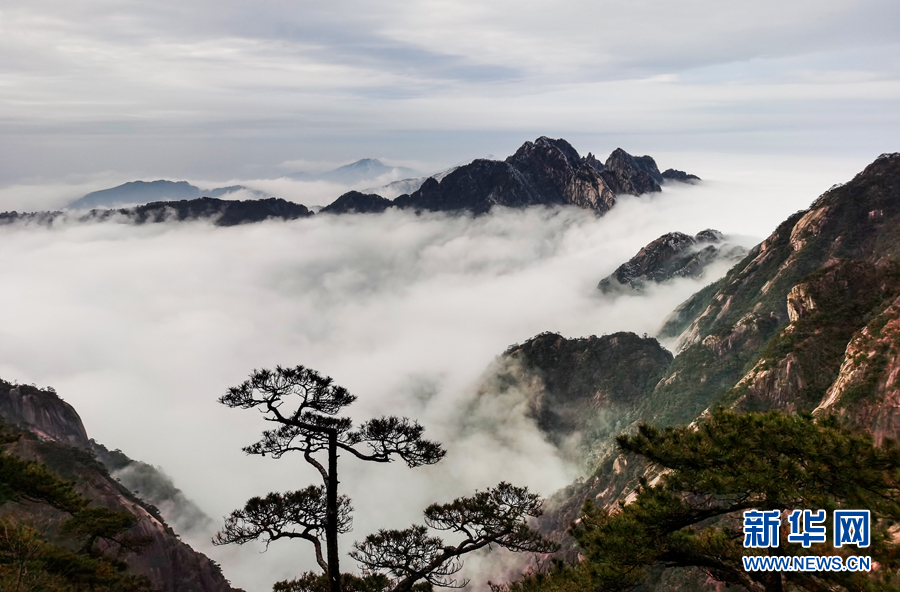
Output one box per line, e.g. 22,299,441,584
1,0,898,193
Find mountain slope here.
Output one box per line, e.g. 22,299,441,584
497,153,900,564
0,380,241,592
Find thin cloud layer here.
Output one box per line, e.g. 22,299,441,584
0,157,865,589
1,0,897,183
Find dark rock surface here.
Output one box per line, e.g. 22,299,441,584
598,229,745,292
0,381,90,449
661,168,701,182
477,331,673,458
328,137,698,216
599,148,663,195
319,191,393,214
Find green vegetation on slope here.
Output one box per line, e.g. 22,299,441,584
500,410,900,592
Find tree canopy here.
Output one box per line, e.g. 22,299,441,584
0,428,153,591
215,365,558,592
498,410,900,592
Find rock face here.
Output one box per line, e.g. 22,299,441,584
477,332,673,458
597,229,746,293
0,381,241,592
324,137,699,215
394,137,618,214
599,148,663,195
0,381,90,449
1,197,313,227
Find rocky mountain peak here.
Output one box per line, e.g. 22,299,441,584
601,148,664,195
598,229,745,293
319,190,393,214
325,137,697,215
583,152,606,173
0,380,90,449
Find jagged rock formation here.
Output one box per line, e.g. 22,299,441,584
0,379,241,592
319,191,393,214
599,148,663,195
0,196,313,227
69,180,265,209
597,229,746,293
324,137,698,216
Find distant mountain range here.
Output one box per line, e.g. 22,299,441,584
5,137,700,226
2,197,312,227
69,180,267,209
288,158,419,185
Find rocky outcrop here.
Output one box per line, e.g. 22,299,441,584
814,292,900,444
661,169,701,183
0,383,241,592
393,138,618,214
477,332,673,460
326,137,698,216
599,148,662,195
0,381,89,449
597,229,746,293
0,196,313,227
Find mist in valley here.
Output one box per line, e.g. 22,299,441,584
0,154,874,590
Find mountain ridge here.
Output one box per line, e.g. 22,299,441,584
323,137,699,215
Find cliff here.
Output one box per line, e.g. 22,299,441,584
476,332,673,461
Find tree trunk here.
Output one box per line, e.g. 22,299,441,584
327,429,340,592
